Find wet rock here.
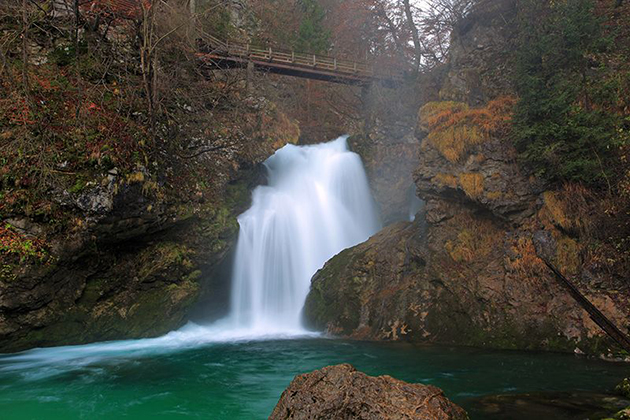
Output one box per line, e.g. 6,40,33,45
0,175,253,353
303,212,629,353
349,130,421,226
467,392,630,420
269,364,468,420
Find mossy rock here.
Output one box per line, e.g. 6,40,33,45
616,378,630,399
602,407,630,420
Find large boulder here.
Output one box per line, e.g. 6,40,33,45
303,212,629,354
269,364,468,420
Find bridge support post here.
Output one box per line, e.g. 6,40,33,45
361,82,375,133
246,60,254,94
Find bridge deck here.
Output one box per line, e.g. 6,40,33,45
197,34,402,87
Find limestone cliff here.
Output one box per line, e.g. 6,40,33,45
303,0,630,356
0,5,299,352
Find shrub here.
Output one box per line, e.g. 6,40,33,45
0,224,49,264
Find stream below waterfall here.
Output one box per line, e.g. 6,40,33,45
0,138,628,419
1,338,628,419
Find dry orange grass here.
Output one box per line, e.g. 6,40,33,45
419,96,516,163
433,173,459,188
459,173,484,199
539,184,594,236
444,214,497,263
507,236,546,277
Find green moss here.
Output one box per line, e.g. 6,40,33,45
184,270,202,283
0,263,18,282
225,180,251,211
137,242,193,280
303,246,366,334
616,378,630,399
68,177,87,194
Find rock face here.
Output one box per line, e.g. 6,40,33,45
0,171,254,353
269,364,468,420
349,130,420,225
304,98,630,353
303,0,630,355
304,216,628,352
468,392,630,420
440,0,517,105
0,99,297,353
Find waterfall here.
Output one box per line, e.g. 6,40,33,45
229,136,380,333
0,137,379,369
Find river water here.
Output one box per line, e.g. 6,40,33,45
0,338,627,419
0,138,627,419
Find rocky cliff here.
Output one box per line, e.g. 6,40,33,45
0,6,299,352
303,0,630,356
0,97,297,353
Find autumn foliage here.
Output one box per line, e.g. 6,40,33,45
0,225,50,264
419,96,516,162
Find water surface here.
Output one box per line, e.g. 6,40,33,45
1,338,627,419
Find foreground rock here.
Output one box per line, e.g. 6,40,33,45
269,364,468,420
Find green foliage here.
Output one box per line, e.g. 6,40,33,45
48,41,88,67
512,0,625,185
294,0,330,53
200,2,234,39
0,224,50,264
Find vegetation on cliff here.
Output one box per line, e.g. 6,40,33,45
513,0,630,186
305,0,630,358
0,0,300,350
419,97,516,163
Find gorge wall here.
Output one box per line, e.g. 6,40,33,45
0,7,299,352
304,0,630,356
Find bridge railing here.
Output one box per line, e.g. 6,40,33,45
199,32,374,78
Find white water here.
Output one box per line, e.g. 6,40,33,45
408,191,424,222
0,136,380,370
229,136,380,333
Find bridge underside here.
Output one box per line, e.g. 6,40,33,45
199,54,398,87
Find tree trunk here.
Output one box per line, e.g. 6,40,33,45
74,0,83,121
22,0,29,93
402,0,422,73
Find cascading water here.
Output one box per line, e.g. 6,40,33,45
229,136,380,334
0,136,379,369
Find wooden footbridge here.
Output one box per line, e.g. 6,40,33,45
196,34,403,87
